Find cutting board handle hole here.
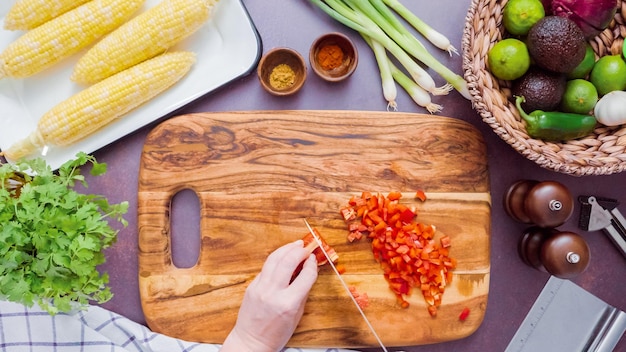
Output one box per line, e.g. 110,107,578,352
170,188,201,269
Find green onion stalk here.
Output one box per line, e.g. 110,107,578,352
381,0,459,56
345,0,450,96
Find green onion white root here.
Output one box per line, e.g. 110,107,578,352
364,34,398,111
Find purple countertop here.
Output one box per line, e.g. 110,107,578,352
82,0,626,350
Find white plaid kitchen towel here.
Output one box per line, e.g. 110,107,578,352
0,301,359,352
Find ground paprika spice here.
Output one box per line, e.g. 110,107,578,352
317,44,344,70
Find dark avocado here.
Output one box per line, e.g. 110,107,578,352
527,16,586,73
513,67,567,112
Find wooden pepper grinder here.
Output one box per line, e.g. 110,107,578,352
518,227,590,279
504,180,574,228
506,180,589,278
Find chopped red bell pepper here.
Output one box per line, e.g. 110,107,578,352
440,235,452,248
349,286,369,309
340,191,456,316
428,305,438,317
336,264,347,275
459,307,470,321
399,208,416,223
387,191,402,201
340,207,357,221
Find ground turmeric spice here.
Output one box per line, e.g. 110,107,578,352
269,63,295,90
317,44,344,70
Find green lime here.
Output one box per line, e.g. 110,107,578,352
488,38,531,80
567,44,595,79
589,55,626,95
561,79,598,114
503,0,545,36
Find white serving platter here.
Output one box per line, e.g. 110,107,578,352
0,0,261,169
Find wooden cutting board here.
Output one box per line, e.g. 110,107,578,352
137,110,491,348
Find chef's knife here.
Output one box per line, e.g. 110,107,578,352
303,219,389,352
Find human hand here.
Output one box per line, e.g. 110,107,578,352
220,240,318,352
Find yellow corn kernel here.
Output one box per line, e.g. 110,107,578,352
0,0,145,80
3,0,92,31
4,51,196,160
71,0,217,85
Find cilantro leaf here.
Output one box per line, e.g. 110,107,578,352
0,153,127,315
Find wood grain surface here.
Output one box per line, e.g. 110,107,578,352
137,110,491,348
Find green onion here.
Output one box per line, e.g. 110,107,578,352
345,0,464,95
382,0,459,56
309,0,470,109
343,0,439,94
314,0,451,95
391,62,443,114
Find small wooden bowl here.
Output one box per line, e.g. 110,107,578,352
257,47,306,96
309,32,358,82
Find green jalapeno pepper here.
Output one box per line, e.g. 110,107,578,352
515,96,597,141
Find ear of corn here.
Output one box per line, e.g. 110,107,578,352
3,51,196,160
0,0,145,80
71,0,217,85
3,0,92,31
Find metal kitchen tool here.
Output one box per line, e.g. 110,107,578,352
303,219,388,352
578,195,626,258
506,276,626,352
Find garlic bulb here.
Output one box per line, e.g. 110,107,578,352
594,91,626,126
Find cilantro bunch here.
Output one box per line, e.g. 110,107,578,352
0,152,128,315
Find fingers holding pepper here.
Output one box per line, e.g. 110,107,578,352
260,240,317,287
220,240,318,352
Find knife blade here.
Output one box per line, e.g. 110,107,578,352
303,219,388,352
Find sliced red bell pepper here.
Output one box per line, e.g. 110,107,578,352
302,228,338,265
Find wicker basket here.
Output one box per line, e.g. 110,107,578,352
462,0,626,176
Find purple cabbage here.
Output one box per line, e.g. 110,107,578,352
540,0,619,38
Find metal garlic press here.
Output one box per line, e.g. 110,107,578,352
579,195,626,259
